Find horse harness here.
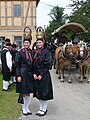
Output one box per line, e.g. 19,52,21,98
76,47,90,63
58,44,74,61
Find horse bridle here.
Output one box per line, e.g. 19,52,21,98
59,43,74,60
76,43,89,63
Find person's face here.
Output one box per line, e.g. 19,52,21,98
12,47,16,51
36,40,44,49
6,45,11,50
62,33,65,37
74,35,77,38
23,40,30,49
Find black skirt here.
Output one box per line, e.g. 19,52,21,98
16,68,34,94
33,71,53,100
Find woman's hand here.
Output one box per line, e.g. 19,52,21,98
17,76,22,82
37,75,42,80
33,74,38,80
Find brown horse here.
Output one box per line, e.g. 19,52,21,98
55,41,74,83
76,41,90,83
55,46,62,74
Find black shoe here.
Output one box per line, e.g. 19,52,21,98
37,110,47,117
22,113,29,116
2,89,8,91
35,112,40,116
27,111,32,115
2,89,12,92
35,110,41,115
22,111,32,116
22,112,32,116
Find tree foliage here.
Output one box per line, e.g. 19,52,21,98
69,0,90,41
45,1,90,42
45,21,59,42
45,6,68,42
48,6,67,25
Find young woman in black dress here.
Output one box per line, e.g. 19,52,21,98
32,27,53,116
15,37,33,116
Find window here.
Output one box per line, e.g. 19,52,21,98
14,36,22,49
14,5,21,17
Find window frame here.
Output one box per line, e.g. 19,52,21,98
13,4,21,17
14,36,22,49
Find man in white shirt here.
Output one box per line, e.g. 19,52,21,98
1,42,12,91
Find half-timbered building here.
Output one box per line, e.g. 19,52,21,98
0,0,40,49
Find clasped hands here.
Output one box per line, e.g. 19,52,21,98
17,74,42,82
33,74,42,80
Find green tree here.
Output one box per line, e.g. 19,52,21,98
69,0,90,41
45,21,59,42
45,6,68,42
48,6,67,25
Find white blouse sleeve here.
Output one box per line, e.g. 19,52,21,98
6,51,12,70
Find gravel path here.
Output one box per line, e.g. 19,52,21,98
18,67,90,120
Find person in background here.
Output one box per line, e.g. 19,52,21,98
15,33,33,116
72,34,79,44
1,38,10,49
1,42,12,91
53,33,59,46
10,43,18,83
72,34,79,69
57,31,68,46
32,27,53,117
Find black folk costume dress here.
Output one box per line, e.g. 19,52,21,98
15,48,33,94
32,48,53,100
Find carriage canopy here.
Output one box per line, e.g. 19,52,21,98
51,22,88,35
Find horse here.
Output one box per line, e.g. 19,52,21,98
55,41,74,83
55,45,62,74
76,40,90,83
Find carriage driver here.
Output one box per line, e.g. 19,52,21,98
57,31,68,46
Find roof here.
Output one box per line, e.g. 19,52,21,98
36,0,40,6
0,0,40,6
51,22,88,35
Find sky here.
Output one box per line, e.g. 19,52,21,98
37,0,73,28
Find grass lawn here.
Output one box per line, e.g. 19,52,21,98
0,74,21,120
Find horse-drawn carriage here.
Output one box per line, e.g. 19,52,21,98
52,22,88,54
51,23,90,83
